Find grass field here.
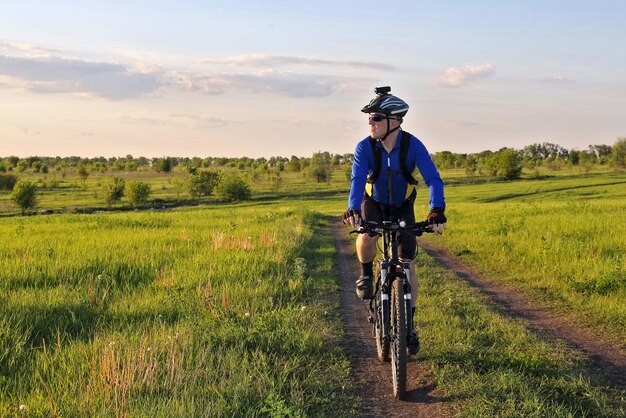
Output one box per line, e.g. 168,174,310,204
421,173,626,344
1,166,624,416
0,203,357,417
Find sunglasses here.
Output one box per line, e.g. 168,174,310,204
369,114,387,122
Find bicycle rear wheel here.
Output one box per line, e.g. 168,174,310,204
391,278,407,400
374,269,390,362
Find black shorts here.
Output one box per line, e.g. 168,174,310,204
361,193,417,260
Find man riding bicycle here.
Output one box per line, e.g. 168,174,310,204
343,86,447,355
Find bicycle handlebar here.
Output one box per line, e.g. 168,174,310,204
350,220,434,236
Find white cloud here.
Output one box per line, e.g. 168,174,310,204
541,76,574,83
118,113,228,129
172,69,358,98
437,63,495,88
169,113,228,128
0,54,162,99
437,118,480,127
202,53,394,71
0,40,371,100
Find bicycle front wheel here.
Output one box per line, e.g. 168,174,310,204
390,278,407,400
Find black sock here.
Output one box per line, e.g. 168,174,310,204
360,262,373,277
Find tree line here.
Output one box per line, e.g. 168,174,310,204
2,139,624,177
2,138,625,214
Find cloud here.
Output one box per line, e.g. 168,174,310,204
437,63,495,88
202,54,394,71
541,76,574,83
0,40,370,100
0,49,162,99
119,113,228,129
173,69,356,98
437,118,480,128
169,113,228,128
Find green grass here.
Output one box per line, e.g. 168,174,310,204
421,173,626,343
0,204,358,417
1,166,625,416
415,251,625,417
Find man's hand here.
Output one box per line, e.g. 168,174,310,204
342,209,361,228
427,207,447,235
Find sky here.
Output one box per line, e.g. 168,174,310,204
1,0,625,158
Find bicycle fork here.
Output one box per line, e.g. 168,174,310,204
380,261,390,344
367,260,390,343
369,261,412,343
403,262,414,335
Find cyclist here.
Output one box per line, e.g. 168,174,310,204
343,86,447,354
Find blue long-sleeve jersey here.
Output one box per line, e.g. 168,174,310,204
348,130,445,211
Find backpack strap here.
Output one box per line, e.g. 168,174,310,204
366,137,381,184
399,131,419,185
366,131,418,185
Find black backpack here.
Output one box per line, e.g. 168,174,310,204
367,130,418,185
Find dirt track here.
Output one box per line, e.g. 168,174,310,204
333,224,450,418
333,222,625,417
418,240,626,389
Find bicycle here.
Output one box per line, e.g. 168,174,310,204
352,219,433,400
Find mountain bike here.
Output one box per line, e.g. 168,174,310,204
352,219,433,400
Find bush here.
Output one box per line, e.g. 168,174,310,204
485,149,522,180
78,166,90,184
103,177,125,208
127,180,151,207
187,170,220,198
0,174,18,191
611,137,626,168
216,173,251,202
10,180,37,214
307,164,332,182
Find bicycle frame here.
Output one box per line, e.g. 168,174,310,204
376,221,413,349
353,219,432,399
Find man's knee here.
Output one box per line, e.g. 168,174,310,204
357,233,377,247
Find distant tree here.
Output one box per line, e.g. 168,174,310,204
611,137,626,168
103,177,125,208
127,181,151,207
78,165,90,185
17,160,29,172
465,155,478,176
153,157,173,173
588,145,612,164
187,170,220,198
268,168,283,191
485,148,522,180
125,160,137,171
216,173,251,202
0,174,18,190
344,165,352,182
286,156,301,172
5,156,19,168
433,151,455,169
342,153,354,166
11,180,37,214
308,164,332,182
307,151,332,183
330,154,342,165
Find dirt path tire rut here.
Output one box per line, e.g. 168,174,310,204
333,224,450,418
418,240,626,389
333,222,625,417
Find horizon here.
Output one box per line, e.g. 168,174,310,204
1,136,616,161
1,1,625,159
